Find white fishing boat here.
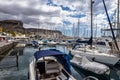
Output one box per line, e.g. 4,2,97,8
29,49,76,80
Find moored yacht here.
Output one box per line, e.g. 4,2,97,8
71,55,110,80
29,49,76,80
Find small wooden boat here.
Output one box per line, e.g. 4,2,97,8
29,49,76,80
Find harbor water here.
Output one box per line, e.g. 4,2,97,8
0,44,83,80
0,43,119,80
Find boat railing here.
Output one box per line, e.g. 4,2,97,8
61,66,76,80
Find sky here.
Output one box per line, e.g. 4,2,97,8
0,0,118,37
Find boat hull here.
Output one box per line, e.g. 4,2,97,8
69,49,120,67
71,62,110,80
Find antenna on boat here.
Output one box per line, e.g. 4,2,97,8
102,0,119,51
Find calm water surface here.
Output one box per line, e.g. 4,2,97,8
0,44,82,80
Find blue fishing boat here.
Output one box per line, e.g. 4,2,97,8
29,49,76,80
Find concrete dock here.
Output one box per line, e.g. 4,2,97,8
0,41,18,54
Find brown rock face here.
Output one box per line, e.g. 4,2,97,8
0,20,62,38
0,20,25,33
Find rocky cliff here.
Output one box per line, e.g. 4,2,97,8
0,20,25,33
0,20,62,36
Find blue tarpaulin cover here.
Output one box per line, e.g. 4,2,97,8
34,49,67,60
34,49,71,73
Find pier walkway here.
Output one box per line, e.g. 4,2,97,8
0,41,17,55
0,41,12,47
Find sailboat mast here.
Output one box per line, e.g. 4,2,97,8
37,20,39,40
72,23,75,38
78,18,80,38
102,0,119,51
95,23,97,38
117,0,119,38
90,0,94,48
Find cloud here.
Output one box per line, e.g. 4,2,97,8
0,0,62,29
0,0,118,37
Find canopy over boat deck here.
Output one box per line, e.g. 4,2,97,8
34,49,71,73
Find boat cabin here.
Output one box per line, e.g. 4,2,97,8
36,57,61,80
